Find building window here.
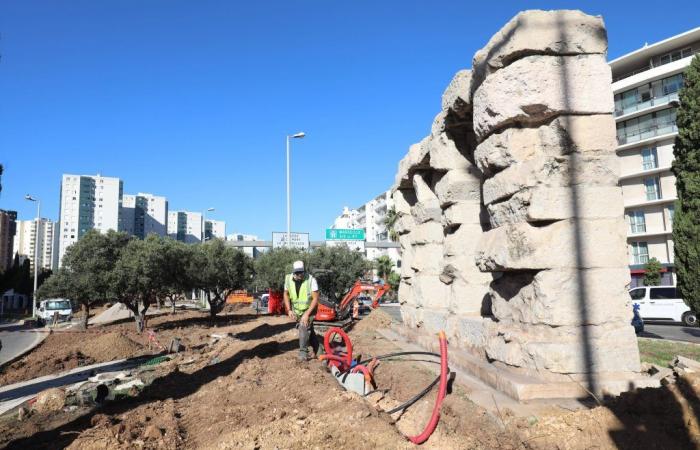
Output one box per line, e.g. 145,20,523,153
667,205,675,225
641,148,658,170
644,176,661,201
628,211,646,233
631,242,649,264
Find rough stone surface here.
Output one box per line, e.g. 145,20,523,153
489,268,632,326
434,168,482,208
484,321,640,374
481,154,619,205
474,115,618,175
33,388,67,413
473,54,614,140
441,69,474,118
393,10,640,394
472,10,607,87
486,186,625,227
475,219,628,271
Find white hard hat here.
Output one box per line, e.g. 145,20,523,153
292,260,305,273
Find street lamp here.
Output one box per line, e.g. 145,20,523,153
286,132,305,248
202,207,215,242
25,194,40,319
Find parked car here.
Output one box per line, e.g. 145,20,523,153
628,286,697,326
37,298,73,325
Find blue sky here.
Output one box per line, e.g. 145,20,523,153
1,1,698,240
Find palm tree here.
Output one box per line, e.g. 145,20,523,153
374,255,394,283
384,207,399,242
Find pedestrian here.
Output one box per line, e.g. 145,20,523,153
283,260,320,361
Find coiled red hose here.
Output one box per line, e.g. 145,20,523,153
321,327,353,370
406,331,448,445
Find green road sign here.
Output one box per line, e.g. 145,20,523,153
326,228,365,241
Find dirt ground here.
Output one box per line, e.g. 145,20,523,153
1,308,700,449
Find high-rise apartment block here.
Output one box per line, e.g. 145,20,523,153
205,220,226,240
121,193,168,239
58,174,123,265
330,190,400,268
13,219,59,272
167,211,203,244
610,28,700,287
0,209,17,273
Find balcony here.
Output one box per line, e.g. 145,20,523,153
612,48,699,83
614,92,679,118
627,229,672,239
619,166,673,181
624,196,677,209
617,123,677,146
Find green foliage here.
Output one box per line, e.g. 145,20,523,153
384,206,399,242
253,248,306,292
672,55,700,311
374,255,394,281
308,246,372,302
191,239,253,317
40,230,131,328
388,272,400,293
643,257,663,286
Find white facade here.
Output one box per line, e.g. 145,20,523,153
227,233,260,258
205,220,226,240
13,219,57,272
58,174,123,266
121,192,168,239
330,190,400,269
167,211,203,244
610,27,700,287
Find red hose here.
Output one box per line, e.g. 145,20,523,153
323,327,353,370
406,331,448,445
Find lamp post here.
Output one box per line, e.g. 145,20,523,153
25,195,40,319
286,132,305,248
202,207,215,242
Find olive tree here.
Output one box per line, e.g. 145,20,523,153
191,239,253,318
308,245,371,303
253,248,306,292
38,230,130,329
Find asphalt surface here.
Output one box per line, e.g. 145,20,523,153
0,324,47,366
380,305,700,344
641,323,700,344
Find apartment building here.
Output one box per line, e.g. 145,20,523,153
227,233,260,258
330,190,400,269
205,220,226,241
167,211,203,244
121,193,168,239
0,210,17,273
57,174,123,266
13,219,58,272
610,27,700,287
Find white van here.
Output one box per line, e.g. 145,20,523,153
37,299,73,325
628,286,697,326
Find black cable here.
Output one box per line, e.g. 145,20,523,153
331,350,448,415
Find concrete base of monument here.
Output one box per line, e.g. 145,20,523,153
389,323,660,401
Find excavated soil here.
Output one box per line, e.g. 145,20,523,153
1,308,700,449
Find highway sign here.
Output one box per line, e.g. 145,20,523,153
272,232,310,249
325,228,365,241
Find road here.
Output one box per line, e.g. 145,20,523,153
642,323,700,344
0,325,47,366
380,305,700,344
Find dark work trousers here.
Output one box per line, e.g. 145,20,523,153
296,314,319,358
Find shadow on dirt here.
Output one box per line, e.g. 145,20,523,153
5,338,298,449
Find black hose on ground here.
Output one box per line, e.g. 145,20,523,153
337,350,451,415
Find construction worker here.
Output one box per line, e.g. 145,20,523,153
283,260,320,361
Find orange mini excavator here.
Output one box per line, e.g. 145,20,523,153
315,279,389,326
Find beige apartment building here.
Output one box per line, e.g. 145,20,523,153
610,27,700,287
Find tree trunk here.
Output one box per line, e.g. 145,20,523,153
82,303,90,330
170,295,176,314
207,291,217,320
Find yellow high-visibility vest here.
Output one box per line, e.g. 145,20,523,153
285,274,314,316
